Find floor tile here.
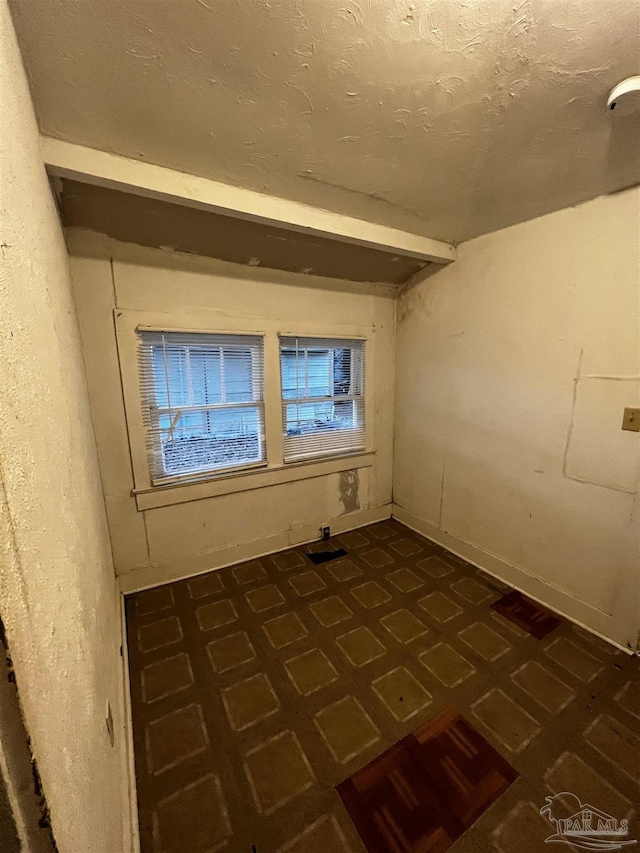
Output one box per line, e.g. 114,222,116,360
385,567,424,593
245,584,286,613
510,661,576,715
196,598,237,631
371,666,432,722
243,730,315,815
145,703,209,775
351,581,391,610
419,642,476,689
141,653,194,703
207,631,256,674
289,570,326,597
187,572,225,600
222,672,281,732
153,775,231,853
459,622,511,662
262,611,309,649
136,586,174,615
336,626,386,667
544,637,604,682
232,560,267,586
418,590,463,623
285,648,339,696
137,616,183,653
471,688,541,753
309,595,353,628
380,608,429,644
126,520,631,853
314,695,381,764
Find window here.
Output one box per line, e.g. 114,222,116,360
137,331,265,483
280,336,365,462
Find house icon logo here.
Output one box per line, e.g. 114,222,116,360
541,793,637,849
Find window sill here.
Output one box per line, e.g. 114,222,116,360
133,450,376,511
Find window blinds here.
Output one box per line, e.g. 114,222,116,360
137,330,265,484
280,336,365,462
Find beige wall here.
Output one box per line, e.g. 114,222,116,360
394,189,640,650
0,4,128,852
67,231,396,591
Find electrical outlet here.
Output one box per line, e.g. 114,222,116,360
622,407,640,432
320,526,330,541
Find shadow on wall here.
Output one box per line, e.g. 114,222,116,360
0,620,56,853
0,765,20,853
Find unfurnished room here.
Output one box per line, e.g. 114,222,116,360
0,1,639,852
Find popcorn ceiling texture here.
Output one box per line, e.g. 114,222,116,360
0,4,128,850
10,0,640,244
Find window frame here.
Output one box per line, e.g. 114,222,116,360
279,336,367,463
138,331,267,486
115,310,374,510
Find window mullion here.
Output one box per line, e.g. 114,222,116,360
264,332,284,466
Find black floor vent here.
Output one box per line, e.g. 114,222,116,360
306,548,347,565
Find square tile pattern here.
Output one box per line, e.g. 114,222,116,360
126,520,639,853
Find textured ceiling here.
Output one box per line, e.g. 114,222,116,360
11,0,640,244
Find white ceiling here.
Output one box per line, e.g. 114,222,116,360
11,0,640,244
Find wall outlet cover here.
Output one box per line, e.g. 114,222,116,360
622,407,640,432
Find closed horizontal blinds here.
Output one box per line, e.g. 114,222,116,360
280,336,365,462
137,330,265,484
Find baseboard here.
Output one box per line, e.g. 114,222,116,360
392,503,632,655
118,504,392,594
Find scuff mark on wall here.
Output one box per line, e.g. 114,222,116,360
438,459,446,528
339,469,360,514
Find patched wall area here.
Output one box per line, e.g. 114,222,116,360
393,189,640,650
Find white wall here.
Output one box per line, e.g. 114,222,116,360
394,189,639,650
67,231,395,591
0,4,128,850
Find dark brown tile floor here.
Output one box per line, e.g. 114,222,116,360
125,520,640,853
